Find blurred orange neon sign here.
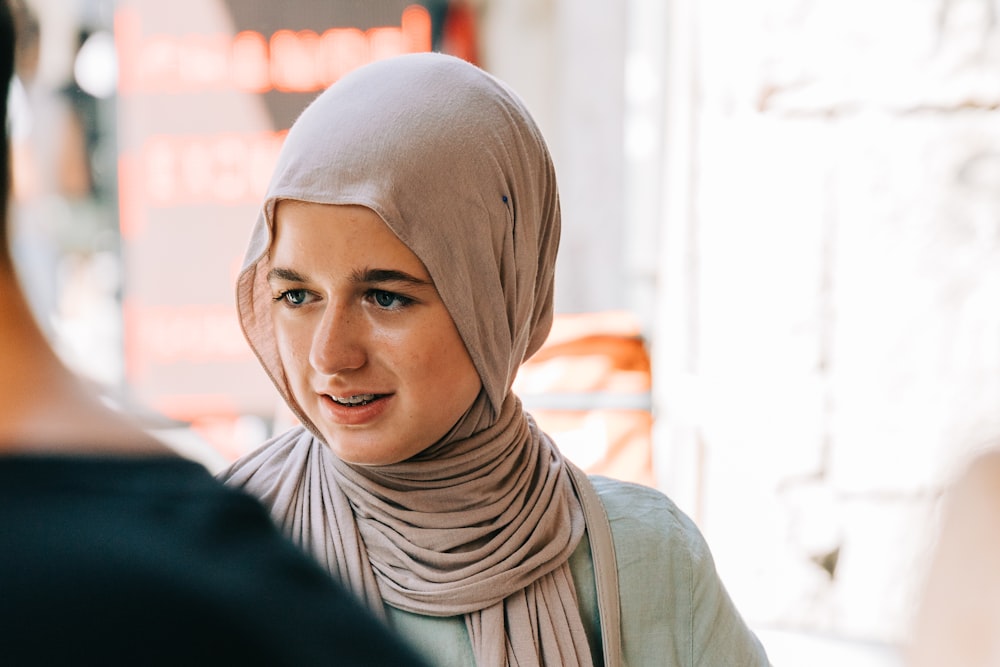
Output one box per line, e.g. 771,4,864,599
124,302,251,374
145,131,284,205
117,131,287,239
115,4,432,94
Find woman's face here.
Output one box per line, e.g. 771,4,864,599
268,201,482,465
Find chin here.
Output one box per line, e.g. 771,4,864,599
319,429,417,466
329,446,404,467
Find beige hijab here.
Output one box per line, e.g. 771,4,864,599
222,53,593,666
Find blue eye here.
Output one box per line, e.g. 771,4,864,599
374,290,399,308
370,290,413,310
276,289,308,306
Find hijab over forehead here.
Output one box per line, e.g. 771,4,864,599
238,52,560,416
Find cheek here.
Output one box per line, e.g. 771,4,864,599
388,326,452,370
418,326,479,393
274,321,312,375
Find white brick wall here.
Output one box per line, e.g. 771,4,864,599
659,0,1000,645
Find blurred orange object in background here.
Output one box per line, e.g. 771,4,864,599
514,311,656,488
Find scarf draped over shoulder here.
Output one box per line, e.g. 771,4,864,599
221,52,592,666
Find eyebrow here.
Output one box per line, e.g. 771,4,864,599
266,266,432,287
267,267,307,283
352,268,432,287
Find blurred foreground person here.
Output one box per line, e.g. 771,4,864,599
907,450,1000,667
0,2,429,665
220,52,770,666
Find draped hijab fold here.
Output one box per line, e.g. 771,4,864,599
221,53,592,666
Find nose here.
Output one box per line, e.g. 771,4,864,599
308,302,367,376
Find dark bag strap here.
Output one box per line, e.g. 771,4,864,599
567,463,623,667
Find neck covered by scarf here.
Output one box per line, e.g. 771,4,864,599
228,53,592,666
225,395,591,665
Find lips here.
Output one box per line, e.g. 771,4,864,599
318,391,393,427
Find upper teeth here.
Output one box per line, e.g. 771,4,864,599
333,394,376,405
